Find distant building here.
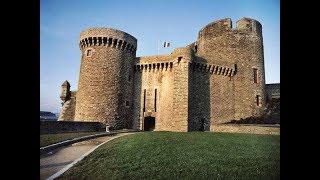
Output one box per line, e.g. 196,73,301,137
265,83,280,101
40,111,58,121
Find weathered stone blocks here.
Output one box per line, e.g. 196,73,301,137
59,18,267,132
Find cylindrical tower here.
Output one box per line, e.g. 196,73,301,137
236,18,266,117
195,17,265,122
75,28,137,129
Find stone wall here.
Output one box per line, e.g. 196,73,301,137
58,91,76,121
134,55,175,131
266,83,280,100
188,55,210,131
171,53,189,132
188,70,211,131
132,66,142,130
134,48,195,132
40,121,106,134
212,124,280,135
210,75,235,124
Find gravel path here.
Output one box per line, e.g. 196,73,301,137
40,132,135,180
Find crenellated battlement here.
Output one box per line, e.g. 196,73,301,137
236,17,262,35
79,36,137,54
198,18,232,38
197,17,262,39
134,60,236,77
189,62,236,77
79,28,137,54
134,61,174,72
172,47,194,56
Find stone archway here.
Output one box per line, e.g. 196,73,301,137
144,116,155,131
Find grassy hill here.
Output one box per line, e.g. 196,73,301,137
58,132,279,180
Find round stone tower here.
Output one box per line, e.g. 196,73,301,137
235,18,266,117
74,28,137,129
195,17,265,119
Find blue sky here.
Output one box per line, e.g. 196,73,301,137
40,0,279,113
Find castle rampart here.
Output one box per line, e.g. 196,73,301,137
79,28,137,51
59,18,267,132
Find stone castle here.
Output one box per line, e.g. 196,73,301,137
58,17,266,132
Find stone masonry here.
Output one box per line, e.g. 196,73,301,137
58,81,76,121
59,17,267,132
265,83,280,101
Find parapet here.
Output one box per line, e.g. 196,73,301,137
198,18,232,38
172,47,194,57
79,28,137,54
236,17,262,34
137,55,173,64
197,17,262,39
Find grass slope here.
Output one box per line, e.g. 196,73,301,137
40,132,104,147
59,132,279,180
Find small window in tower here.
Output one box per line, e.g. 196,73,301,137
256,95,260,106
87,49,92,57
154,89,157,112
143,89,146,112
128,75,131,82
178,56,182,61
125,100,130,107
253,68,258,83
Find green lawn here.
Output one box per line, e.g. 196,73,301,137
58,132,280,180
40,132,105,147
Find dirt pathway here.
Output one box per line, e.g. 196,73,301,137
40,132,135,180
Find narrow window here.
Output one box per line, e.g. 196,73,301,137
256,95,260,106
128,75,131,82
143,89,146,112
125,100,130,107
178,56,182,61
86,49,92,56
154,89,157,112
253,68,258,83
